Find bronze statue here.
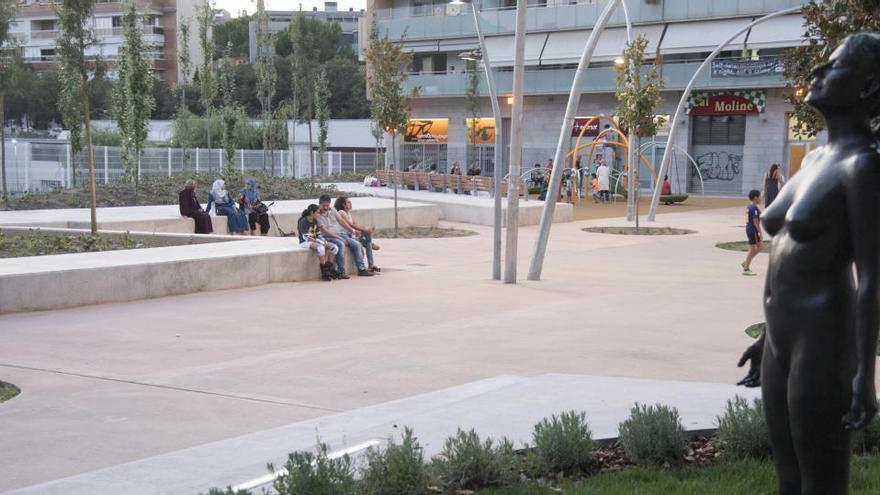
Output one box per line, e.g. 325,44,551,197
738,32,880,494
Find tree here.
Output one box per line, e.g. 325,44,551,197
57,0,99,233
614,34,664,228
0,0,16,201
290,11,318,183
464,58,480,174
783,0,880,138
255,0,277,173
197,0,216,170
218,45,243,168
112,0,155,183
176,17,193,166
324,56,370,118
314,66,330,174
365,31,415,232
212,13,250,60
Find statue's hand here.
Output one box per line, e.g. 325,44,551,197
844,373,878,430
737,334,764,388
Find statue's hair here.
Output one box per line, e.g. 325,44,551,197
840,32,880,136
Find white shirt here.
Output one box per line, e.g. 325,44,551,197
597,164,610,191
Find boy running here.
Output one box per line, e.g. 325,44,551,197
742,189,762,276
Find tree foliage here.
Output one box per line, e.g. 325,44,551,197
464,58,481,163
614,35,665,139
112,0,155,180
196,0,216,116
782,0,880,138
212,13,250,60
365,33,414,159
218,45,243,167
314,66,330,172
255,0,277,171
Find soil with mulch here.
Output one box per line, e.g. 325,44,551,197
582,226,696,236
0,231,150,258
592,436,719,473
372,227,478,239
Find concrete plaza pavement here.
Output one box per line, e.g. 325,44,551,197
0,205,774,491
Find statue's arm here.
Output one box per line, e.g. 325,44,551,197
844,153,880,430
737,330,764,388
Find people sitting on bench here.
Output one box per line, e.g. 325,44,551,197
317,194,374,278
240,178,270,236
298,204,339,282
207,179,248,235
178,179,213,234
335,196,380,273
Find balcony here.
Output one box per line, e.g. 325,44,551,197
375,0,805,41
29,29,58,39
403,59,787,97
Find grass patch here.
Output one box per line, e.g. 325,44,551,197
479,456,880,494
0,230,151,258
0,381,20,403
0,171,339,211
372,227,477,239
582,226,695,236
716,241,771,253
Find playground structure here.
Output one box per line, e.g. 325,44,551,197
556,115,703,205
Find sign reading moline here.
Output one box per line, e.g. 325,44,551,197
405,119,449,143
687,90,765,116
465,118,496,145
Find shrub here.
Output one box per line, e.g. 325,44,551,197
716,396,772,460
204,488,250,495
532,410,595,477
430,428,518,491
271,442,356,495
359,427,429,495
618,403,686,466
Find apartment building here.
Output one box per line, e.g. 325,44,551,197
8,0,202,86
248,1,364,62
368,0,813,197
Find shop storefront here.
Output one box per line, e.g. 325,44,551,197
402,118,449,170
686,90,764,196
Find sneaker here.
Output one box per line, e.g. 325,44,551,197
369,265,381,273
357,269,374,277
372,243,380,251
742,268,757,276
336,271,350,280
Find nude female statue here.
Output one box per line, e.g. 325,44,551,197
737,33,880,494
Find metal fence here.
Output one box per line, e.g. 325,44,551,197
0,140,384,193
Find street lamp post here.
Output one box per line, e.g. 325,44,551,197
453,0,504,281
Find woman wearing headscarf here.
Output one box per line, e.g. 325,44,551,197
178,179,213,234
206,179,248,234
239,177,270,236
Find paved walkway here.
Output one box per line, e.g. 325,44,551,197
0,206,774,492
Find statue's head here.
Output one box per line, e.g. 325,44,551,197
806,33,880,125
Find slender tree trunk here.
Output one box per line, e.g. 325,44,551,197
392,132,398,233
1,91,7,203
307,118,315,186
81,81,97,234
206,110,212,172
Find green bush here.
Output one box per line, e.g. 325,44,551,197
204,488,250,495
430,428,518,491
359,427,429,495
532,410,595,477
271,442,356,495
618,403,686,467
661,194,689,204
716,396,772,460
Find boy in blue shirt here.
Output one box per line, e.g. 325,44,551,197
742,189,762,276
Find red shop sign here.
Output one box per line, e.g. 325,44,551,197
690,94,759,115
571,117,600,137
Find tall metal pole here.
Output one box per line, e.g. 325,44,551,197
647,6,802,222
469,0,504,281
504,0,527,284
527,0,621,281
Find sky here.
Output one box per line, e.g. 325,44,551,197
214,0,368,17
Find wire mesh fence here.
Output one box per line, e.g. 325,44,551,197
0,141,384,194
